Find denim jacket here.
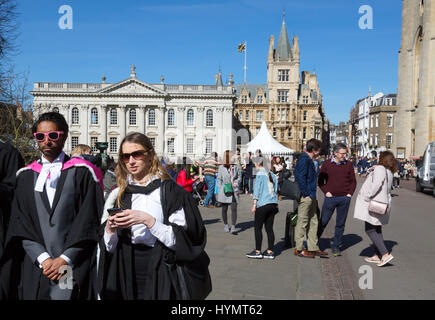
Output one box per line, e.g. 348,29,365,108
253,167,278,208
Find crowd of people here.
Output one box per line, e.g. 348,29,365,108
0,111,400,300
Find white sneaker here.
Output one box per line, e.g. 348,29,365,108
230,225,236,234
376,254,394,267
224,225,229,232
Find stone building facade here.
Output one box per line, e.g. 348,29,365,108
368,94,398,156
31,66,235,162
393,0,435,159
233,15,326,153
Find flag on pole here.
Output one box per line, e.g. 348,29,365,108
238,42,246,53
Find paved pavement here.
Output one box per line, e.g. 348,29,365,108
201,176,435,300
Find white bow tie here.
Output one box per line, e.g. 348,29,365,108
34,162,63,192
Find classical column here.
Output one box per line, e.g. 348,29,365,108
159,105,166,155
217,107,224,154
138,105,146,134
101,104,108,143
197,106,205,157
63,104,70,152
81,104,89,145
177,106,185,157
119,104,126,139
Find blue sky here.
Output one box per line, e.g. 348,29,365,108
13,0,402,124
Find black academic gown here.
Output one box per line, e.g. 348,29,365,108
0,141,24,260
0,156,103,300
98,179,209,300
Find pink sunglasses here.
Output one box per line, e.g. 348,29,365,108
33,131,64,142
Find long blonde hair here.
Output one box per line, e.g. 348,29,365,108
116,132,171,207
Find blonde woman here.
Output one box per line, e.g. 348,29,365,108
98,132,210,300
71,144,91,157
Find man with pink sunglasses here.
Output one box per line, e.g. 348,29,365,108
0,112,103,300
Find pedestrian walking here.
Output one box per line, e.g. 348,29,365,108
317,143,356,256
246,156,279,260
200,152,219,208
293,139,328,259
0,112,104,300
98,132,210,299
354,151,396,267
217,150,241,234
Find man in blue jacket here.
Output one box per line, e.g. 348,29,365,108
293,139,328,258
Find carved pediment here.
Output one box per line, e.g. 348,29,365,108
98,78,165,96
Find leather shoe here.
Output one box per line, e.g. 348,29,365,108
312,250,328,257
294,249,315,258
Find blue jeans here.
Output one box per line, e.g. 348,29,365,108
317,196,351,250
203,175,216,206
244,176,254,194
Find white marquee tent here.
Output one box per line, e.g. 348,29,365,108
246,121,294,155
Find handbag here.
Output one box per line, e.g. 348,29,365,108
279,179,301,200
223,167,234,197
368,167,389,215
223,183,234,197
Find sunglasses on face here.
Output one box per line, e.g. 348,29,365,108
122,149,149,163
33,131,64,142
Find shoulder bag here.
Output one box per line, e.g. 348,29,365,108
368,167,389,215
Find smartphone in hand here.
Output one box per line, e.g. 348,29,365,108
107,208,122,216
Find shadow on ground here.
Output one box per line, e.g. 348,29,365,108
234,220,255,234
203,218,220,225
359,240,398,258
319,233,363,252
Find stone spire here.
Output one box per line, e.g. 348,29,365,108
276,10,292,61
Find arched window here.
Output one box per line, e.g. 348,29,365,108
52,107,59,113
187,109,194,126
129,108,137,126
72,107,79,124
148,109,156,126
206,109,213,127
110,108,117,125
91,108,98,124
168,109,175,126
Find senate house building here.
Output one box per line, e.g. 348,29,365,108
31,66,236,161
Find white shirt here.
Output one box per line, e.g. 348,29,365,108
104,176,187,253
35,152,73,267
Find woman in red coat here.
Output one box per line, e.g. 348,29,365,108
177,157,197,192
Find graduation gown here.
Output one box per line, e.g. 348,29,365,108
0,156,104,300
98,179,211,300
0,141,24,260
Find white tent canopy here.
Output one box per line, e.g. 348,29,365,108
246,121,294,155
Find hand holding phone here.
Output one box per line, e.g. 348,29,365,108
107,208,122,216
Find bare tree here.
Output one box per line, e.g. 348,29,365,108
0,0,19,88
0,67,39,164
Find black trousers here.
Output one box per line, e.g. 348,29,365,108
254,204,277,251
133,244,154,300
